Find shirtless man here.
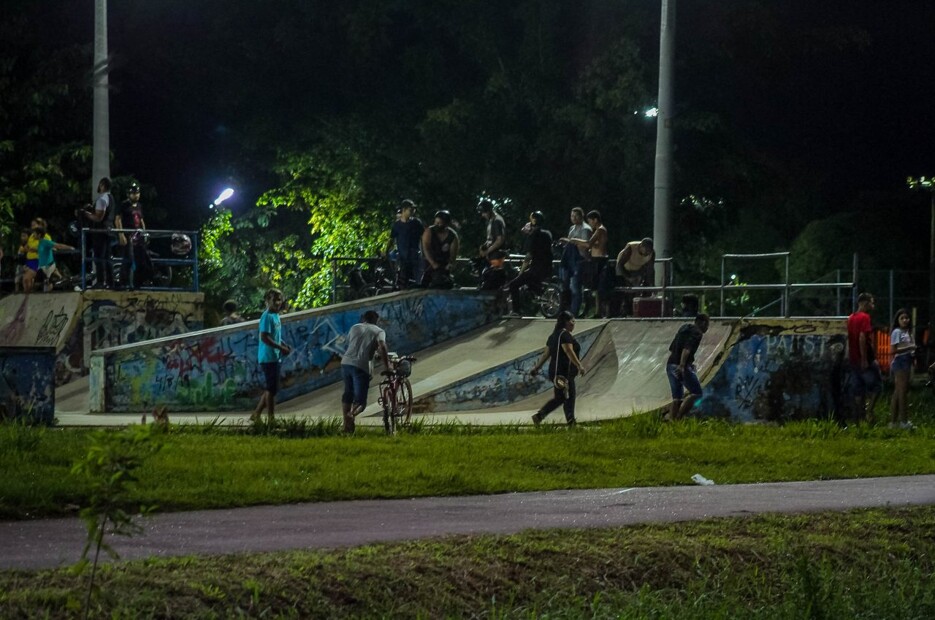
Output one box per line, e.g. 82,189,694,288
615,237,655,316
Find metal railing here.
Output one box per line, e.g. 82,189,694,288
325,249,854,318
79,228,200,292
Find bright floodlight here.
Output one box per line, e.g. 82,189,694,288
210,188,235,209
644,107,659,118
214,188,235,206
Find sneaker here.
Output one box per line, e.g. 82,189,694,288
901,421,915,430
531,413,542,426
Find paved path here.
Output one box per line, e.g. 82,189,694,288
3,475,934,571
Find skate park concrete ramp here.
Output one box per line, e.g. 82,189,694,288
87,289,504,414
61,283,846,426
408,318,733,425
0,290,204,385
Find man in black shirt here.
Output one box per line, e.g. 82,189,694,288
506,211,552,315
665,313,710,420
114,182,154,289
388,199,424,288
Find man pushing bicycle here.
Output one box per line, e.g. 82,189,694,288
341,310,391,434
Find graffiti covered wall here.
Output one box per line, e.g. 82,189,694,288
91,290,501,412
0,291,203,385
416,326,603,413
697,319,847,422
57,291,203,384
0,347,55,424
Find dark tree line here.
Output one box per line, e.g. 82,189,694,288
2,1,933,316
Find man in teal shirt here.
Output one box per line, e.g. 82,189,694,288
252,288,292,423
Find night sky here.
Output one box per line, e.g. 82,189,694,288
53,1,935,229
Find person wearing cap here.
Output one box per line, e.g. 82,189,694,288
421,209,459,288
506,211,553,315
387,199,424,289
477,200,509,290
114,182,154,289
614,237,655,316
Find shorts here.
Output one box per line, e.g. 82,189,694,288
849,361,882,397
39,264,57,279
342,364,371,406
891,355,912,373
25,258,39,272
666,363,702,399
260,362,281,395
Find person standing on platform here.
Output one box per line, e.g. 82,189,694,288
388,199,424,289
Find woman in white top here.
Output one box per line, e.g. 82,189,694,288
889,309,916,428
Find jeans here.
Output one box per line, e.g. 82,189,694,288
342,364,372,407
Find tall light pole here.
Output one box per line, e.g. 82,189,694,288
652,0,676,285
907,176,935,333
92,0,110,199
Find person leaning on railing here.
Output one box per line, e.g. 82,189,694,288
614,237,655,317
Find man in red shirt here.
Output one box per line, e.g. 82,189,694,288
847,292,881,421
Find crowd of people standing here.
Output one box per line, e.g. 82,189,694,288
0,176,160,294
385,198,658,318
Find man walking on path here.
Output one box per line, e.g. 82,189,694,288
848,292,881,421
341,310,391,433
666,313,710,420
252,289,291,424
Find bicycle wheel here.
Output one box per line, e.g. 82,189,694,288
537,282,563,319
381,384,395,434
394,379,413,428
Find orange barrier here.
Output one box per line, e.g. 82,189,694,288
875,329,892,373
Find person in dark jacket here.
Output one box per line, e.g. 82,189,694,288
505,210,552,315
666,313,710,420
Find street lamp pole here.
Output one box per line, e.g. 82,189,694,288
929,190,934,334
908,176,935,346
92,0,110,199
652,0,676,286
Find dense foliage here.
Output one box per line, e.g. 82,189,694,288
2,1,932,316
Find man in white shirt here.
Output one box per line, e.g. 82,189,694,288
341,310,391,433
559,207,592,316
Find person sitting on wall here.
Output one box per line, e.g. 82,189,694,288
220,299,245,325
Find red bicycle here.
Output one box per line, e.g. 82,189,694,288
379,355,416,434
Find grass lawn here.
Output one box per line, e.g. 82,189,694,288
2,394,934,520
1,506,933,618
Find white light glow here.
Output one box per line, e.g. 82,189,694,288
212,188,235,206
